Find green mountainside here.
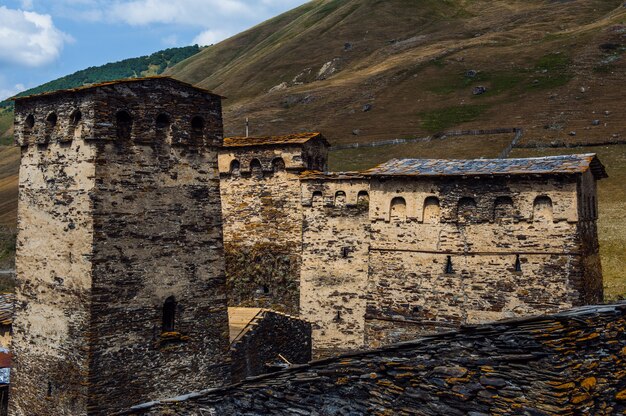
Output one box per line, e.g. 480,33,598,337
0,45,201,110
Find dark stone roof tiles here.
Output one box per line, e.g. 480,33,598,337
365,154,608,179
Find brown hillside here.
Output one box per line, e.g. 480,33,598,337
166,0,626,145
0,0,624,297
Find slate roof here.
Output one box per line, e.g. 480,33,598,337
0,294,13,327
11,76,222,101
299,171,365,181
223,132,329,148
365,154,608,179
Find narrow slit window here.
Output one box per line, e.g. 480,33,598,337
333,310,342,322
162,296,176,332
445,256,454,274
341,247,350,258
514,255,522,272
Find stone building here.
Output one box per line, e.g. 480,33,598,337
219,145,607,353
218,133,328,314
7,75,608,413
10,77,231,416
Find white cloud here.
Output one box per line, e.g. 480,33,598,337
50,0,308,27
20,0,34,10
0,83,26,101
107,0,254,26
193,29,232,46
0,6,73,67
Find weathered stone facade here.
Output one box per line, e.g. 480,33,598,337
230,309,311,382
124,302,626,416
10,78,231,416
218,133,328,314
296,156,607,352
364,167,605,347
300,173,370,354
216,136,607,353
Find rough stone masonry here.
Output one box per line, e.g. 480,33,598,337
124,303,626,416
10,77,231,416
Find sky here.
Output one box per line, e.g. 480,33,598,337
0,0,309,100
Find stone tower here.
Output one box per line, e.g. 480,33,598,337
9,77,231,415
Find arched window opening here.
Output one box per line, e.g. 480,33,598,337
335,191,346,207
47,381,53,397
422,196,441,224
262,285,270,294
390,197,407,222
357,191,370,207
156,113,170,129
115,110,133,141
494,196,515,222
250,159,263,178
457,197,477,223
70,110,82,126
312,191,323,207
445,255,454,274
24,114,35,130
514,255,522,272
162,296,177,333
230,159,241,175
46,112,57,128
190,116,204,144
45,112,57,141
68,110,82,140
533,196,553,222
271,157,286,172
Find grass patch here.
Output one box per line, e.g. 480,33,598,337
530,52,573,90
419,104,489,133
425,69,524,97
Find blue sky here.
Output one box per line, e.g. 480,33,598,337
0,0,309,100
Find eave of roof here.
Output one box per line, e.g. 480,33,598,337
364,154,608,179
223,132,329,148
299,171,365,181
11,76,223,102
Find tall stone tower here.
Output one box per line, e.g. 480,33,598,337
9,77,231,415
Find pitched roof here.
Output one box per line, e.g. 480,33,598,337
11,76,222,101
364,154,608,179
223,132,329,148
0,294,13,326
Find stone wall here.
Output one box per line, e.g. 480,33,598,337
124,303,626,416
365,174,602,347
300,174,370,354
218,138,327,314
10,137,96,415
10,78,232,416
230,310,311,382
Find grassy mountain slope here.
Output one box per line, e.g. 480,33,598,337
0,0,625,297
167,0,626,145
